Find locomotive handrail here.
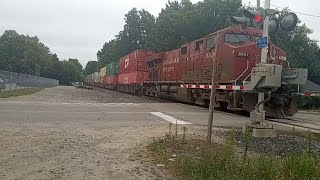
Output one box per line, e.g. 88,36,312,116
243,73,252,84
235,60,249,85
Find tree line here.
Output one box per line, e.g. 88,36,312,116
96,0,320,84
0,30,83,85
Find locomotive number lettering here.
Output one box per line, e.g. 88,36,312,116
237,52,249,57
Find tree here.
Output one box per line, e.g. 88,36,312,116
0,30,57,77
84,61,99,75
145,0,242,51
68,58,83,70
0,30,84,85
57,60,82,85
97,8,155,67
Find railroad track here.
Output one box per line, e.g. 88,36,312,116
91,86,320,133
266,116,320,133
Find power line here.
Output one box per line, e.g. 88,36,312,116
265,3,320,18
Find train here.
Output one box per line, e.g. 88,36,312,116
85,25,305,119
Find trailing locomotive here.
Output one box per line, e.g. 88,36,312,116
85,25,307,118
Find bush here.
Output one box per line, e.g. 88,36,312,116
297,95,320,110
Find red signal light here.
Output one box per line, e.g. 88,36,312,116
254,15,263,23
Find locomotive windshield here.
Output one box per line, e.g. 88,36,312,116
224,33,261,44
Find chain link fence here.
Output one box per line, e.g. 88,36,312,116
0,70,59,91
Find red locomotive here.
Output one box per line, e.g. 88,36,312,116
86,25,300,118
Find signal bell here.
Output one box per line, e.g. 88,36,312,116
280,13,298,31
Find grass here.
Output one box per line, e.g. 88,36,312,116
0,88,43,98
148,129,320,180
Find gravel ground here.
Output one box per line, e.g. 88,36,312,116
217,130,320,157
0,86,164,104
0,125,169,180
0,86,171,180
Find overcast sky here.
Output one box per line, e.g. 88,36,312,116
0,0,319,66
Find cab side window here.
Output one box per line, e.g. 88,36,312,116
206,35,216,49
195,40,203,51
181,46,187,55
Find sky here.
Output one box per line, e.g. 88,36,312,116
0,0,319,66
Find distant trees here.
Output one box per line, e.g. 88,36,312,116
97,8,156,68
84,61,99,76
57,60,82,85
0,30,83,85
0,30,56,76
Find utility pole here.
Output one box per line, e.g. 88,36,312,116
257,0,271,119
207,69,215,143
207,39,218,143
257,0,260,8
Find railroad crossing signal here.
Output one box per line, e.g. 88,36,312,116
231,8,299,34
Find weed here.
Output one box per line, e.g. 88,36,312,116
182,127,187,142
243,127,252,161
175,119,178,138
166,122,173,140
148,128,320,180
0,88,43,98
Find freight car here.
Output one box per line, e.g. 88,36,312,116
86,25,306,118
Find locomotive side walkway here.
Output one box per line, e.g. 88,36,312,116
0,86,319,179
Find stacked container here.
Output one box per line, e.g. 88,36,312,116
99,66,107,86
118,50,154,85
93,72,100,85
104,61,120,87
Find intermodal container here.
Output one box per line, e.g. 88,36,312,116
119,50,154,74
100,66,107,77
104,75,119,84
106,61,119,76
118,71,148,84
93,72,100,83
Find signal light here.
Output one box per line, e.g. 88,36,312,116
254,15,263,24
243,9,265,28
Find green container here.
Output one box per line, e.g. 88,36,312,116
106,61,119,76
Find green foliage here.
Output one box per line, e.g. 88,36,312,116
149,131,320,180
0,88,43,98
57,60,82,85
97,8,155,67
84,61,99,76
0,30,56,77
0,30,83,85
297,95,320,109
